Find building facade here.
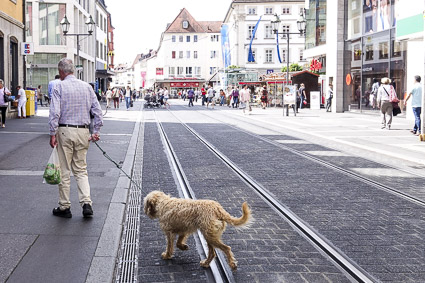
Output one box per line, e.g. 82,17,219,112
25,0,96,92
223,0,307,76
0,0,25,97
143,8,222,93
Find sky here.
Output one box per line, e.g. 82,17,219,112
106,0,232,65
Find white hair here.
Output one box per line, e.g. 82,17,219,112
58,58,75,74
0,79,4,85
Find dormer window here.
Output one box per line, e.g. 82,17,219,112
182,20,189,29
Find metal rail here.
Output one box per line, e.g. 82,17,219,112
153,110,233,283
166,109,376,283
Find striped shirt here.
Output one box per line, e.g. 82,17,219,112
49,75,103,136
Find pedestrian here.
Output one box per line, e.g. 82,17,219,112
195,88,200,102
113,88,120,109
183,89,187,101
206,85,215,109
404,75,422,136
37,85,44,107
133,89,137,101
240,85,251,114
371,78,379,110
219,89,226,106
48,75,60,106
125,86,131,110
0,79,11,128
16,85,27,119
188,88,194,107
232,86,239,108
49,58,103,218
106,87,112,108
298,83,306,109
377,77,395,130
325,84,333,112
201,87,206,106
260,86,268,109
163,87,170,108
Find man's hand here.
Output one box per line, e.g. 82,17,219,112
50,135,58,148
89,133,100,142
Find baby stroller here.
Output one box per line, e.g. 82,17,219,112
144,94,161,108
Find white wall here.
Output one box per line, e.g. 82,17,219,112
406,40,424,121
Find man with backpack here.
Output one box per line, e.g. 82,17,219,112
232,86,239,108
187,88,195,107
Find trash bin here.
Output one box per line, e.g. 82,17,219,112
25,90,35,117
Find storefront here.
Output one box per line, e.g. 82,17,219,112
343,0,408,112
155,79,204,97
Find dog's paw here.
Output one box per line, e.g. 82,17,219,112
229,261,238,271
161,252,172,260
177,243,189,250
200,259,210,268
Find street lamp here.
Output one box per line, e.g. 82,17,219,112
60,14,95,80
271,10,306,116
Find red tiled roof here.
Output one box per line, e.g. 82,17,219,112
165,8,222,33
198,21,222,33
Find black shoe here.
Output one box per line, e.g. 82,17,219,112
82,204,93,218
52,207,72,218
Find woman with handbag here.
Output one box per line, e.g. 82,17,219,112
0,79,11,128
377,77,397,130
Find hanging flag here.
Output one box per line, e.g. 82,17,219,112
276,33,282,63
221,24,231,68
248,16,262,62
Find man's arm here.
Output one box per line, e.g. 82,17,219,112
89,87,103,136
49,84,61,148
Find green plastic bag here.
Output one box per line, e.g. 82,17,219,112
43,147,61,185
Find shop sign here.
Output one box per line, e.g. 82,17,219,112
266,69,274,74
156,68,163,75
170,82,199,88
346,74,352,86
362,67,373,72
21,43,34,55
309,59,322,72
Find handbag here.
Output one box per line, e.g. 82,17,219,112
303,100,307,105
3,94,12,103
392,102,401,116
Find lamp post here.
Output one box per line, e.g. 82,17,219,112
271,10,306,115
60,14,95,80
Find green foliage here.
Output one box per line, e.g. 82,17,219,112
227,65,240,69
281,63,303,72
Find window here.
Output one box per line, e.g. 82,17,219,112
169,67,175,76
187,51,190,58
299,49,304,61
177,67,184,76
0,34,4,81
104,18,107,32
265,49,273,63
209,67,217,75
186,36,190,42
194,67,201,76
379,42,389,59
281,49,286,62
182,20,189,29
210,51,217,58
179,36,183,42
172,51,176,59
282,25,290,34
186,67,192,76
353,45,361,61
104,45,107,61
282,7,291,15
194,51,198,59
25,2,33,41
39,3,66,45
172,35,176,42
248,7,257,15
365,44,373,61
248,25,255,39
265,7,273,15
179,51,183,58
211,35,219,42
194,35,198,42
299,7,304,16
265,25,273,38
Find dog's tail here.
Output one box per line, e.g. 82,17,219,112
224,202,252,227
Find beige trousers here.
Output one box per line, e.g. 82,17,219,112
57,126,92,209
380,101,393,127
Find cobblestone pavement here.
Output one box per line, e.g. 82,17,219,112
138,112,210,283
163,106,425,282
153,110,350,283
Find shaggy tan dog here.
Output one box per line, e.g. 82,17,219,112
143,190,251,270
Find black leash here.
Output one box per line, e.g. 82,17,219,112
93,140,142,190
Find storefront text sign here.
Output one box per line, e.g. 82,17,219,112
170,82,199,88
156,68,163,75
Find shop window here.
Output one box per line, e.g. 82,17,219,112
365,44,373,61
379,42,388,59
353,44,361,61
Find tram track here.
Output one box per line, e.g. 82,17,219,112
196,108,425,208
155,108,375,283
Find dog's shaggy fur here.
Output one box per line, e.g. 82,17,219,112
143,190,251,270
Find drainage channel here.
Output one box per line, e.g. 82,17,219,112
115,120,145,283
154,110,233,283
167,110,377,283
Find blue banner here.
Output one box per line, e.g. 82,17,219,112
248,16,262,62
221,24,231,69
276,33,282,63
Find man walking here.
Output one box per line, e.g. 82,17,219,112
404,75,423,136
48,75,60,105
188,88,194,107
16,86,27,118
49,58,103,218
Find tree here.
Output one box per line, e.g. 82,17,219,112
281,63,303,72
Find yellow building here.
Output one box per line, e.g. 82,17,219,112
0,0,25,118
